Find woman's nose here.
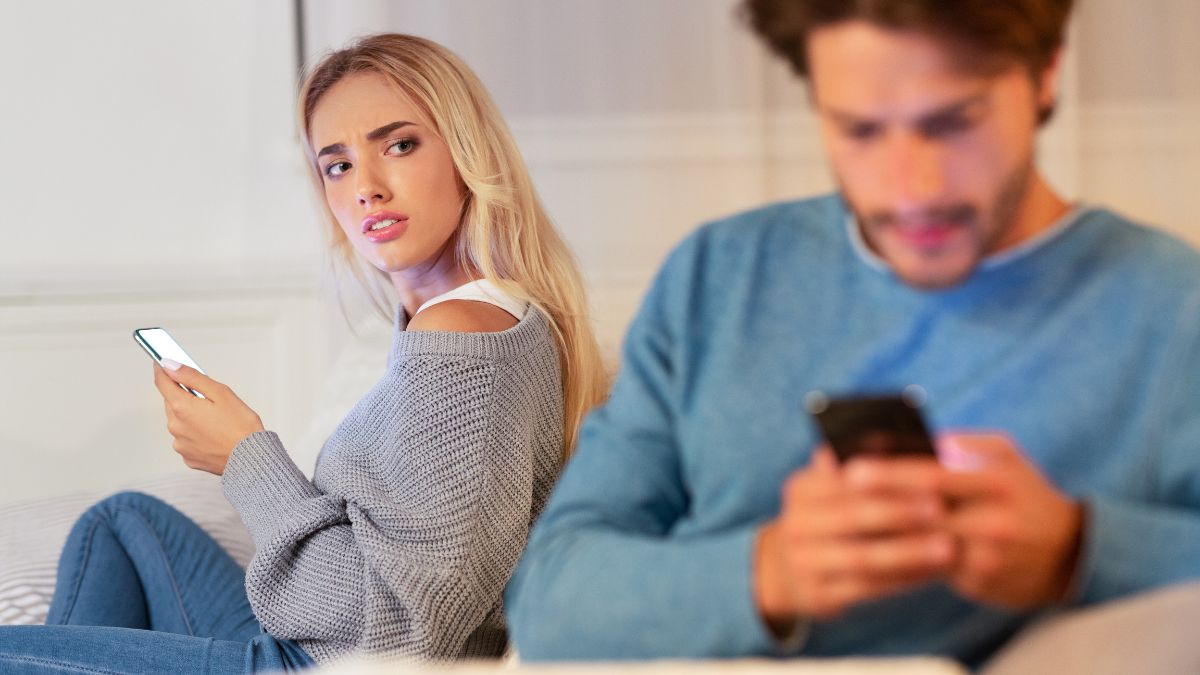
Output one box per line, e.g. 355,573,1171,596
357,189,384,206
355,165,391,206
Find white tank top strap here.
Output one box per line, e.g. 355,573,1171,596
414,279,529,321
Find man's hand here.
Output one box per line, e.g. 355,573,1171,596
938,433,1084,608
754,448,954,624
152,361,265,475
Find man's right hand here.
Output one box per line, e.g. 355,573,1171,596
754,448,953,626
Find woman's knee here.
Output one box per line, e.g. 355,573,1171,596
78,491,179,529
90,490,165,513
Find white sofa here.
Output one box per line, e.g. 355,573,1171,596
2,476,1198,674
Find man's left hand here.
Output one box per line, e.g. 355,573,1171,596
152,361,265,475
938,433,1084,609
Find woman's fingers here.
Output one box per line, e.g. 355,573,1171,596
152,361,190,401
158,361,220,401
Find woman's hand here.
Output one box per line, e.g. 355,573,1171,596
152,360,265,475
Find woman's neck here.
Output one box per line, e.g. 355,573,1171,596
389,241,475,319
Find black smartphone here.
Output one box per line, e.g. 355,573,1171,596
805,390,936,462
133,327,207,398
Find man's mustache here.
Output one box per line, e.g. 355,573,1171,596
863,204,977,228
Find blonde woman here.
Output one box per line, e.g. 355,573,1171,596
0,33,605,672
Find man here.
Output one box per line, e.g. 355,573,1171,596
505,0,1200,666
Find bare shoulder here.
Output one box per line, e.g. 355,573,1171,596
407,300,520,333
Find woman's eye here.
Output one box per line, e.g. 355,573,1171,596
387,139,417,155
323,161,351,178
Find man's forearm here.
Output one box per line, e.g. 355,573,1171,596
507,524,782,660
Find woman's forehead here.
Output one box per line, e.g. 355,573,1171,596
309,72,432,145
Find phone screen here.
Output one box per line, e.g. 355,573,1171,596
133,327,206,397
806,391,936,462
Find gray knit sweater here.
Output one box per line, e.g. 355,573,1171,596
221,307,564,663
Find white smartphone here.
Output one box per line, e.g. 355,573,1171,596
133,327,206,398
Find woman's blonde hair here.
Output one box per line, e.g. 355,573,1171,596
298,33,607,454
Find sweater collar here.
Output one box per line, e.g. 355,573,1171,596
846,202,1092,277
388,304,550,366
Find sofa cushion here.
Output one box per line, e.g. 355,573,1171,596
982,581,1200,674
0,472,252,625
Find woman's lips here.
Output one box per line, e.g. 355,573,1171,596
361,213,409,243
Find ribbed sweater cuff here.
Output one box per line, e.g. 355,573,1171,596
222,430,323,542
724,524,807,656
1075,493,1200,604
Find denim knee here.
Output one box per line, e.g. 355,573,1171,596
86,491,172,521
61,491,172,558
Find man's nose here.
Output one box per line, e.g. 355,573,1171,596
884,132,945,208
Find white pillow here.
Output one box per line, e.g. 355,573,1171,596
0,471,253,625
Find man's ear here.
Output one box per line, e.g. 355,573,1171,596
1036,47,1065,123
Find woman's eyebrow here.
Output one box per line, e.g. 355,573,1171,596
366,120,415,141
316,142,346,158
316,121,416,159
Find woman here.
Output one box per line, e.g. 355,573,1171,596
0,33,605,672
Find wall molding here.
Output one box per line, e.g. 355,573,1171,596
0,263,321,308
509,112,823,167
510,101,1200,166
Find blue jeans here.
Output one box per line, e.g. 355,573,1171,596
0,491,315,674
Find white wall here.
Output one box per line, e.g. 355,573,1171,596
0,0,320,277
2,0,1198,501
0,1,337,500
1071,0,1200,246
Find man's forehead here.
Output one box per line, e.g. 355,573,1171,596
806,21,1005,119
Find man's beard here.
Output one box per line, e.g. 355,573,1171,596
841,154,1036,281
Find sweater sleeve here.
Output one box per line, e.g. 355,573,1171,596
505,236,782,660
221,356,536,660
1074,296,1200,604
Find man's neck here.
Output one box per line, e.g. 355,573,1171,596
990,171,1071,255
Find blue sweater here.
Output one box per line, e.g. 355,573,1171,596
506,194,1200,664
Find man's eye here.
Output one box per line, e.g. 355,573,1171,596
323,161,351,178
844,123,880,141
387,139,417,155
921,116,973,138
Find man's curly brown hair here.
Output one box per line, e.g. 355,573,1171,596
740,0,1074,122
